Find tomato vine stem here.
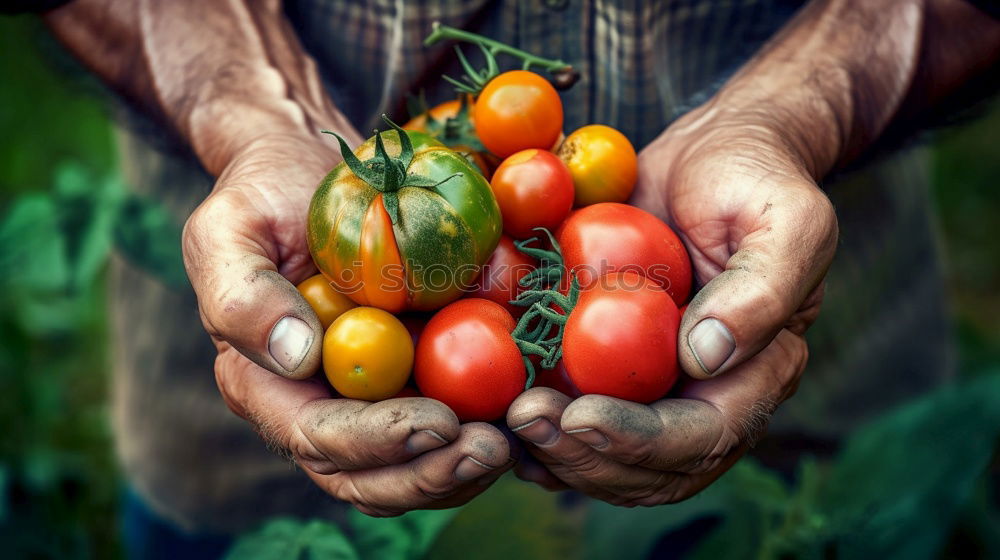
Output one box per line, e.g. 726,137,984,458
508,228,580,388
424,22,580,92
322,114,462,224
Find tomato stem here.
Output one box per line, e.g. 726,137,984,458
508,228,581,387
424,22,580,92
322,114,462,224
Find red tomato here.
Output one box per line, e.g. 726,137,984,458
490,149,574,239
469,235,537,317
534,360,583,398
562,272,680,403
414,299,526,421
475,70,563,158
557,203,692,306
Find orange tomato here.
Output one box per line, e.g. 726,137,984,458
297,274,358,329
557,125,637,206
402,99,467,132
475,70,563,158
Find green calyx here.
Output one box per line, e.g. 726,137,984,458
322,114,462,224
424,22,581,94
407,93,485,152
508,228,581,389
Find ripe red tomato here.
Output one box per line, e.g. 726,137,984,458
534,360,582,398
475,70,563,158
468,235,536,317
557,203,692,306
414,299,526,421
562,272,680,402
490,149,574,239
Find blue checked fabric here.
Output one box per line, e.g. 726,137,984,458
110,0,952,533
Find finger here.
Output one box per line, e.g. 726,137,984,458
183,187,323,380
310,422,513,517
679,181,837,379
291,397,463,474
562,329,808,474
214,349,460,473
558,395,726,473
508,388,666,496
513,450,571,492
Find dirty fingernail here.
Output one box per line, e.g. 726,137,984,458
566,428,609,450
268,316,314,373
406,430,448,454
688,317,735,375
454,456,493,481
512,418,559,447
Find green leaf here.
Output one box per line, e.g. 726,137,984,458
813,372,1000,559
0,193,69,293
349,508,460,560
52,163,123,291
584,460,788,560
0,464,7,522
430,475,583,560
224,518,360,560
113,193,187,288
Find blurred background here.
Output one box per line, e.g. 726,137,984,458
1,13,998,560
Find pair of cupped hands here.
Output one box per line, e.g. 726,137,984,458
183,100,838,517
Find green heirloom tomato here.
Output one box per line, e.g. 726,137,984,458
308,117,502,312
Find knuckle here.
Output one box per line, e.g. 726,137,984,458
689,429,741,474
610,442,657,466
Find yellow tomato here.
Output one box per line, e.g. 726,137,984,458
557,124,637,207
323,307,414,400
297,274,357,329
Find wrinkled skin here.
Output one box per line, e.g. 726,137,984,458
184,132,515,517
506,103,838,505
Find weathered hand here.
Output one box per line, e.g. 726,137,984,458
508,104,838,505
183,132,513,516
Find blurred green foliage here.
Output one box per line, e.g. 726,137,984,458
1,11,998,560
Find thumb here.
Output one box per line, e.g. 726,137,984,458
679,185,837,379
183,187,323,380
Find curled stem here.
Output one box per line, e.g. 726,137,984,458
425,22,580,92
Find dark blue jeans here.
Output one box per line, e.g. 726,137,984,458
121,489,233,560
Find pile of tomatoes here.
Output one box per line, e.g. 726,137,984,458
300,31,693,422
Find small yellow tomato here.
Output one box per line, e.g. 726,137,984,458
557,124,638,207
323,307,414,400
297,274,357,330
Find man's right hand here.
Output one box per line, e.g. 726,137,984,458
183,131,514,517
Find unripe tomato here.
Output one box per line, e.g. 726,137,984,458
415,299,526,421
297,274,357,329
475,70,563,158
557,125,638,206
490,149,574,239
468,235,536,317
562,272,680,403
308,127,502,313
323,307,414,401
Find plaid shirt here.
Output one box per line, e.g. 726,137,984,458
111,0,952,533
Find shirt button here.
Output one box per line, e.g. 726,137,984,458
543,0,569,11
